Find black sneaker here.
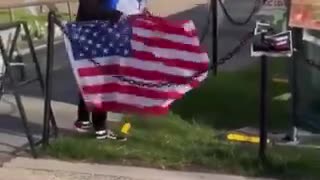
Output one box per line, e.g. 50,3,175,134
106,130,118,140
106,130,127,141
95,130,128,141
116,136,128,142
74,120,92,133
95,130,108,140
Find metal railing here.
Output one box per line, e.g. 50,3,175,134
42,11,63,146
0,1,69,159
0,20,58,157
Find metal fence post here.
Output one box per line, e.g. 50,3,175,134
211,0,218,75
259,54,268,162
43,11,56,146
290,27,303,142
21,22,59,138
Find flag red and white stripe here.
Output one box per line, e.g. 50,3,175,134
64,15,210,115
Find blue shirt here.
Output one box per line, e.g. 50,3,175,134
103,0,118,10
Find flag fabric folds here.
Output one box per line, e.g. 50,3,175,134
64,15,209,115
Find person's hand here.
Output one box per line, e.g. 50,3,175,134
119,12,129,22
142,8,151,16
109,10,123,24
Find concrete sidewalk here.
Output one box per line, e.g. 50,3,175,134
0,157,273,180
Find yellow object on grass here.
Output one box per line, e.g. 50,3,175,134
121,115,131,135
121,122,131,135
227,133,270,144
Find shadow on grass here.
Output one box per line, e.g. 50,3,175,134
171,61,290,131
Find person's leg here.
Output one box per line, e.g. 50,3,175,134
74,94,92,132
91,110,108,139
92,111,127,141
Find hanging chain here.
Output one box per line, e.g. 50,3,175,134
110,31,255,88
218,0,261,26
218,31,254,65
55,14,255,88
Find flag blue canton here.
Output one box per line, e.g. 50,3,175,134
65,20,133,60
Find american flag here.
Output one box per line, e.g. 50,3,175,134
64,15,209,115
265,31,291,51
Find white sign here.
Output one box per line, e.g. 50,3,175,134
263,0,286,10
251,22,293,57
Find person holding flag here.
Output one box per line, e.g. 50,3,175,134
74,0,147,140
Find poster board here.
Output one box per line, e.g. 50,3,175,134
251,22,293,57
289,0,320,30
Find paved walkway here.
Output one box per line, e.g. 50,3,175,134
0,157,273,180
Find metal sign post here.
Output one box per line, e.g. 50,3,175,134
251,19,293,161
259,53,268,161
257,0,287,161
289,27,301,142
211,0,218,75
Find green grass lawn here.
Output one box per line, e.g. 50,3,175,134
172,60,289,131
0,9,70,40
0,9,46,23
0,9,71,23
0,9,71,49
44,61,320,179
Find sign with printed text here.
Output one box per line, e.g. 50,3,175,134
262,0,286,10
251,22,293,57
257,0,287,29
289,0,320,30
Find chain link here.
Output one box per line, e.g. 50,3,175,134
56,15,254,88
110,31,254,88
113,76,188,88
218,31,254,65
218,0,261,26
